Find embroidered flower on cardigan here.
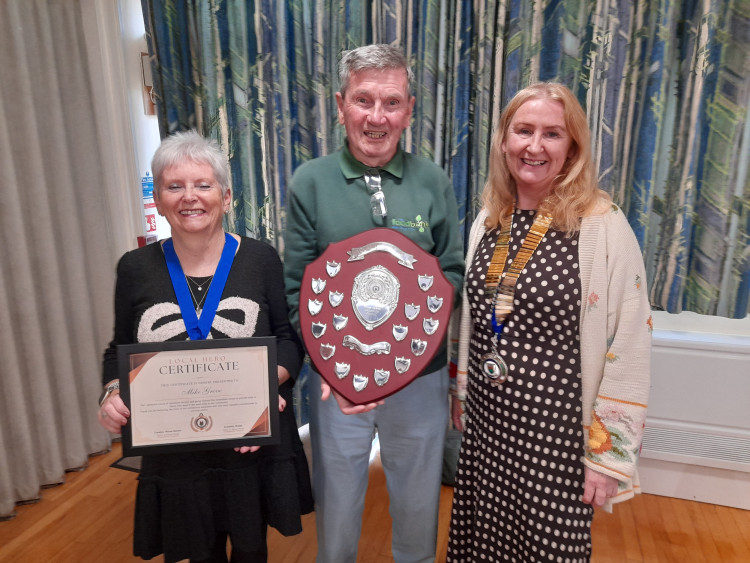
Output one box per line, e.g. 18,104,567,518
647,315,653,332
605,351,619,363
588,410,637,466
635,274,642,289
588,412,613,454
598,403,626,423
587,292,599,311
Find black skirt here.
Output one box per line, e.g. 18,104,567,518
132,384,314,563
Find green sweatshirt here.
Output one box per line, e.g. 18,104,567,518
284,142,465,375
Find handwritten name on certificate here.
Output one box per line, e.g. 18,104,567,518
127,346,270,448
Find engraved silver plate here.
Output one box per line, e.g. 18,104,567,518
411,339,427,356
353,374,368,392
333,314,349,331
404,303,420,321
374,369,390,387
312,278,326,294
423,318,439,336
427,296,443,313
418,275,434,291
335,362,350,379
329,291,344,307
394,357,411,373
320,344,335,360
326,261,341,277
342,335,391,355
312,322,327,338
308,299,323,316
393,324,408,341
351,265,399,331
347,241,417,269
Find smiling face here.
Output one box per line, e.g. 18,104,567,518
501,98,575,209
335,68,415,168
154,160,230,239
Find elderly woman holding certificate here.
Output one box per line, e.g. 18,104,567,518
97,131,313,563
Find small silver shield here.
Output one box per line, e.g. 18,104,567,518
308,299,323,316
427,296,443,313
411,339,427,356
312,322,327,338
335,362,350,379
404,303,420,321
353,374,368,392
329,291,344,307
393,324,408,341
374,369,390,387
423,318,439,336
320,344,335,360
333,314,349,331
418,275,434,291
312,278,326,294
395,357,411,374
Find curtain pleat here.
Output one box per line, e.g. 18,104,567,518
140,0,749,317
0,0,129,518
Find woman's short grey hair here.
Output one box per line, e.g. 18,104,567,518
151,130,230,197
338,44,414,96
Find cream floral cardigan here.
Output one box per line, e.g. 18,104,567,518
454,201,653,507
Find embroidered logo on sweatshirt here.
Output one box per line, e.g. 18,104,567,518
391,214,429,233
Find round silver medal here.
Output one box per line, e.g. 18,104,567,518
480,352,508,383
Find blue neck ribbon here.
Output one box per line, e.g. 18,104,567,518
162,233,238,340
491,313,505,336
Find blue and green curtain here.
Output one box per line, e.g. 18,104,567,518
141,0,750,319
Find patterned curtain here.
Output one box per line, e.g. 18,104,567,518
141,0,750,319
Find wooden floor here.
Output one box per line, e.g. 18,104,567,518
1,443,749,562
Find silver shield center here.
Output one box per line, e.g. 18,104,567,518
351,265,400,331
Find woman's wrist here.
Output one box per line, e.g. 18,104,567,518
98,380,120,406
278,366,291,386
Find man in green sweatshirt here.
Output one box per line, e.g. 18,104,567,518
284,44,464,563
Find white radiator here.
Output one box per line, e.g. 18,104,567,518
639,318,750,510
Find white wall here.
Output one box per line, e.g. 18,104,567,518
118,0,169,241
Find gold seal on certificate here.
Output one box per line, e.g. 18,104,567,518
117,337,279,456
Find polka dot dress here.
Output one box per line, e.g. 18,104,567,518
447,210,593,562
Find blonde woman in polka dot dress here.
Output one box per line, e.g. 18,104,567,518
447,83,652,562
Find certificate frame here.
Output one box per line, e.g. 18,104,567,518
117,337,279,456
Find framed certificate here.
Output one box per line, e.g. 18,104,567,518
117,337,279,456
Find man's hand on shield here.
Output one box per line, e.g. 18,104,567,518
320,380,384,415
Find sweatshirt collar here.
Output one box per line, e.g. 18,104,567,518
339,140,404,180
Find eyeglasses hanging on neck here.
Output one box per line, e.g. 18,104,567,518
364,168,387,218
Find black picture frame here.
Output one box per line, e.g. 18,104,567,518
117,337,279,456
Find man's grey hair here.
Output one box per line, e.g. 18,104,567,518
338,44,414,96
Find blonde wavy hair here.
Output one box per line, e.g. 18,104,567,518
482,82,610,234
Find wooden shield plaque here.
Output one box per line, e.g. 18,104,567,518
299,228,454,404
